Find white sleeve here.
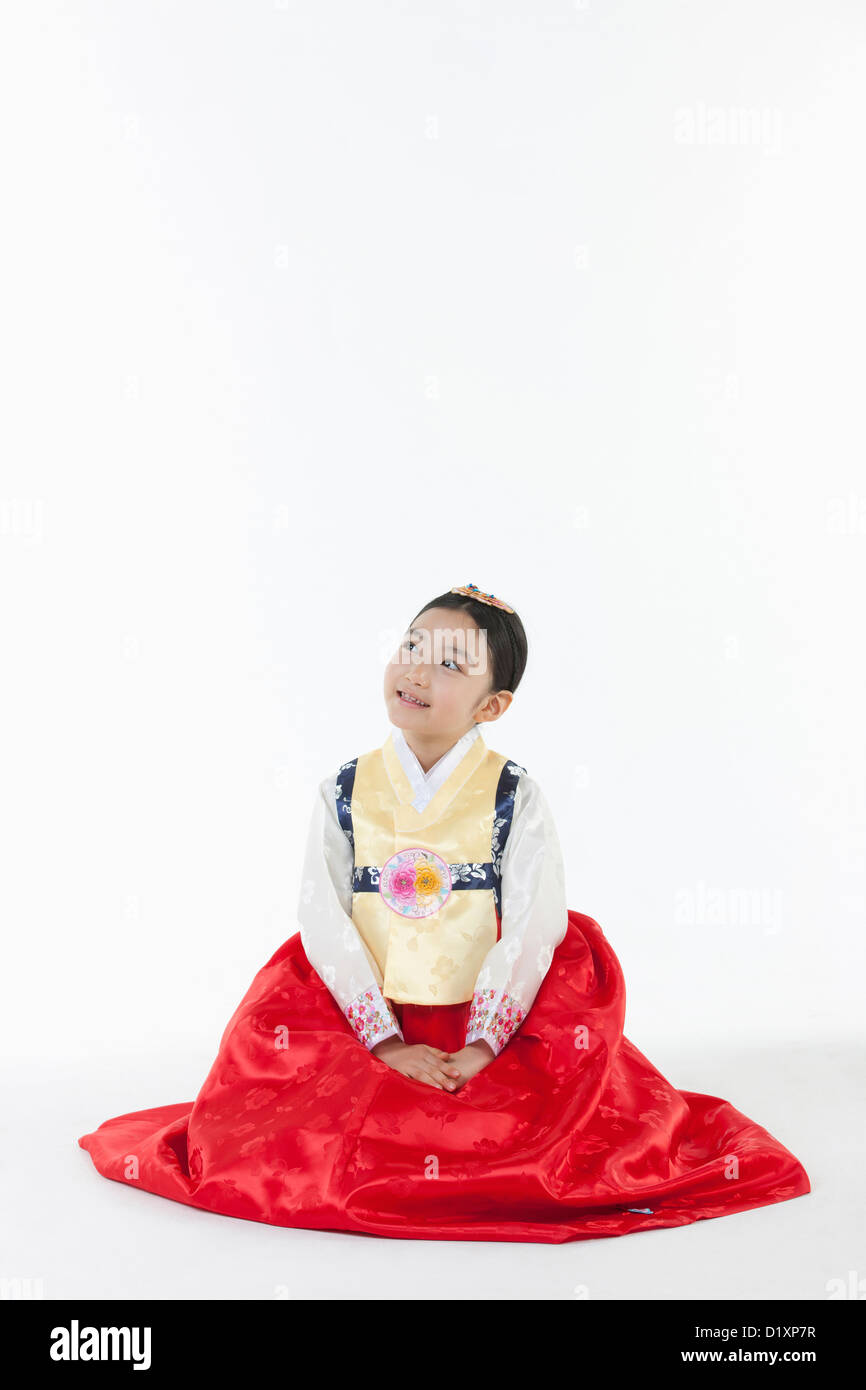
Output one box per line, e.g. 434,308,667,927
465,774,568,1056
297,772,404,1050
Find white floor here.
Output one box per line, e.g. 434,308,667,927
3,1035,861,1301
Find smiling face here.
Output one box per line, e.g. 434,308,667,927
384,606,513,752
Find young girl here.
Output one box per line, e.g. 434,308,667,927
79,583,810,1243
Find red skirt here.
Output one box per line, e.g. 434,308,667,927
388,997,472,1052
78,909,810,1243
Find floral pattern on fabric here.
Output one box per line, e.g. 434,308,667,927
490,761,526,913
345,986,403,1049
465,987,525,1056
379,847,452,918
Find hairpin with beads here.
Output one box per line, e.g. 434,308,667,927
450,582,515,614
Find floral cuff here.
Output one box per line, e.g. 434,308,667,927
465,988,526,1056
345,986,404,1050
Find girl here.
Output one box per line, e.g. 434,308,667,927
79,583,810,1243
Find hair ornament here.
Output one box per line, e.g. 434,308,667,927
450,582,515,614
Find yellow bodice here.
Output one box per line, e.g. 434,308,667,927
338,730,524,1005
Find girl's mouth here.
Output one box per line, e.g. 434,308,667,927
397,689,430,709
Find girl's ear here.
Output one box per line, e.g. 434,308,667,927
475,690,513,723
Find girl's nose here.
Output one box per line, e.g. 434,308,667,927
406,653,430,683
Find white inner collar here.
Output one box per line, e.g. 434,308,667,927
390,722,482,812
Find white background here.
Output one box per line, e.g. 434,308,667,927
1,0,864,1300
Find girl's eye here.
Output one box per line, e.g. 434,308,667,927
402,640,461,672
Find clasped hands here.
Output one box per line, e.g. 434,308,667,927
370,1036,495,1091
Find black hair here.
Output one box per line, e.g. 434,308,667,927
408,589,528,697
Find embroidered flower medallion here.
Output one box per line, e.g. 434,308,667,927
379,846,452,918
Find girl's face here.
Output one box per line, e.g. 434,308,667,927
384,606,512,738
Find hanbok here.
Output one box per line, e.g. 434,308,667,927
78,723,810,1243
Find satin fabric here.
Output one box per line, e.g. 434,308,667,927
78,909,810,1243
350,732,512,1004
302,739,569,1054
389,999,473,1052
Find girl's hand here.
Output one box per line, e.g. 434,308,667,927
370,1038,462,1091
445,1041,495,1091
